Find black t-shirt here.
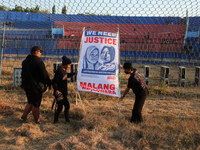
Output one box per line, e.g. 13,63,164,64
127,69,147,96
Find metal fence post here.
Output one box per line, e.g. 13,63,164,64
0,22,6,83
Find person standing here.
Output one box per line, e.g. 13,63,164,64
120,62,148,124
20,46,51,124
52,56,76,123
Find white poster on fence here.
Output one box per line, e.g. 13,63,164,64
77,30,120,97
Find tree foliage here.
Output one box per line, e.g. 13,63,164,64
78,12,111,16
0,5,49,13
62,5,67,14
24,7,31,12
0,4,111,15
0,5,10,11
30,5,40,13
41,10,49,14
52,5,56,14
12,5,23,12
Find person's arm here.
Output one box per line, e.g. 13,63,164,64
120,75,134,101
119,87,130,101
62,72,77,80
38,61,51,88
67,72,76,78
52,74,61,96
52,71,61,94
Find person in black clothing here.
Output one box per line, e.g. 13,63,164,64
120,62,148,124
20,46,51,124
52,56,76,123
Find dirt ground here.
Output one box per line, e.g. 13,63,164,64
0,83,200,150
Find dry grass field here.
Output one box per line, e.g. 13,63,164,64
0,59,200,149
0,85,200,150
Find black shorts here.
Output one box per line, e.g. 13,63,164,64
25,86,42,107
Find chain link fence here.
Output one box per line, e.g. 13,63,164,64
0,0,199,88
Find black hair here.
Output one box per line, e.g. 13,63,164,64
123,62,133,70
31,46,43,54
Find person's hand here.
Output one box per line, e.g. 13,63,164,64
55,90,61,96
62,74,67,80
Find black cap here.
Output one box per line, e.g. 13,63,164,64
31,46,43,54
62,56,71,66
